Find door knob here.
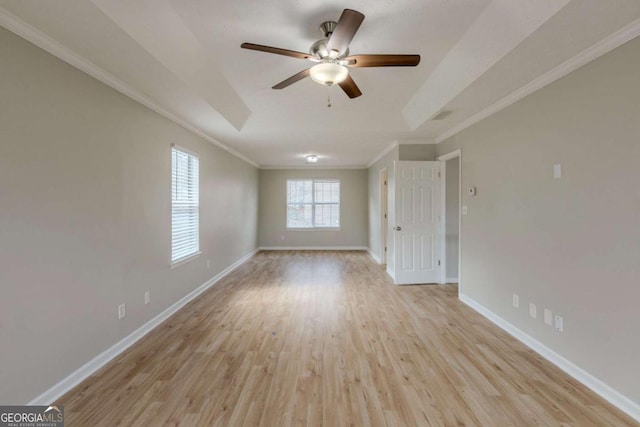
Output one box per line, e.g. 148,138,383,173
394,226,401,231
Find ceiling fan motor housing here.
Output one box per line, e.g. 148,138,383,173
310,21,349,59
310,39,329,59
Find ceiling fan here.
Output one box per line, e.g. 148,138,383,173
241,9,420,99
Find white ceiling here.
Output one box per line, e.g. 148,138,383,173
2,0,640,168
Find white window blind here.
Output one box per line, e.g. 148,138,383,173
171,146,199,264
286,179,340,228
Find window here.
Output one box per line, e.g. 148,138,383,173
287,179,340,228
171,145,199,264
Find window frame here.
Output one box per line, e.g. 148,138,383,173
285,178,341,230
170,144,201,267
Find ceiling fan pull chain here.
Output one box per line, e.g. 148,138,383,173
327,93,332,108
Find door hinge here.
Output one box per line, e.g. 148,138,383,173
384,246,387,252
438,171,441,178
384,180,387,185
384,213,387,219
438,260,441,266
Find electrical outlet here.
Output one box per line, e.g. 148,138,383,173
555,315,564,332
553,163,562,179
544,309,552,325
555,314,564,332
280,234,285,241
144,291,150,305
529,303,537,319
512,294,519,308
118,304,126,319
462,205,468,216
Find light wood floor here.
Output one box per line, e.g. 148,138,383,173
59,251,637,426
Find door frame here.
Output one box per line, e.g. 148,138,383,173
379,168,388,265
437,149,462,291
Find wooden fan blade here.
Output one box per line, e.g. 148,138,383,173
344,54,421,67
338,74,362,99
241,43,314,60
326,9,365,55
272,69,311,89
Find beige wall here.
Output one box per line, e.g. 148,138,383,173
0,27,259,403
445,157,459,280
398,143,436,161
437,37,640,405
258,169,368,248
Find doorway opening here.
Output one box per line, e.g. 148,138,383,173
438,149,461,291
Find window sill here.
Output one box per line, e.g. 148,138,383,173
170,251,201,269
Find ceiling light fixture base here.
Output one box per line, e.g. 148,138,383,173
309,62,348,86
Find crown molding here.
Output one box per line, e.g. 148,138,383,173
435,17,640,144
394,138,437,145
366,141,399,168
259,165,367,170
0,7,260,168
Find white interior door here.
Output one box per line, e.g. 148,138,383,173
393,161,441,285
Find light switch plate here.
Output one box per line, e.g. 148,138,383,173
553,163,562,179
512,294,519,308
544,309,552,325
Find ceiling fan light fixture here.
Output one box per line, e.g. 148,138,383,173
306,155,319,164
242,8,420,99
309,62,348,86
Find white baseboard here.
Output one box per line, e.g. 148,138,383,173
258,246,367,251
446,277,459,283
28,248,259,405
459,293,640,422
366,247,381,264
386,266,395,282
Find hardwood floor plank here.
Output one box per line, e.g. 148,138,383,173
56,251,638,426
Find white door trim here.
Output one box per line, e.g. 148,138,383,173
379,168,388,265
437,149,462,291
438,149,461,162
439,160,447,285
